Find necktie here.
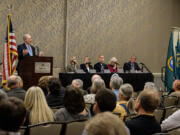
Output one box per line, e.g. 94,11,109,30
27,45,33,56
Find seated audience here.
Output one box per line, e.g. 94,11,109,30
84,78,106,104
24,86,54,124
84,112,129,135
110,74,123,101
38,75,52,96
169,80,180,97
144,82,157,90
86,74,102,93
17,75,24,88
94,55,108,72
7,75,26,101
0,89,7,101
66,56,79,72
72,79,88,95
46,77,65,107
123,56,141,73
161,109,180,132
125,89,161,135
0,97,26,134
55,86,91,122
80,57,93,73
107,57,118,73
113,84,134,120
93,88,116,114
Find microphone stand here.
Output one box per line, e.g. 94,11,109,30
139,63,151,73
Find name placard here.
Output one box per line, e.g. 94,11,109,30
35,62,51,73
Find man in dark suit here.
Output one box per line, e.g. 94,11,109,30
80,57,93,73
94,55,108,72
17,34,36,62
123,56,141,72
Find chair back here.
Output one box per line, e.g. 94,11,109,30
163,96,178,107
65,120,87,135
164,106,179,119
29,122,63,135
154,108,165,123
168,129,180,135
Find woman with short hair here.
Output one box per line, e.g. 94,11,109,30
55,86,91,122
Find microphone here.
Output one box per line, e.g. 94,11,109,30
139,62,151,73
35,46,40,56
139,62,145,65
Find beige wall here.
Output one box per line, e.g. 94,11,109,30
0,0,180,75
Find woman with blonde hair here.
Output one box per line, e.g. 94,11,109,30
24,86,54,125
66,56,79,72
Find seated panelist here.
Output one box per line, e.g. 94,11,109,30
123,56,141,72
66,56,79,72
94,55,108,73
107,57,118,73
80,57,93,73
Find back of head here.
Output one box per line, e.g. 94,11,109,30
72,79,83,89
85,112,128,135
95,89,116,112
144,82,157,90
38,76,51,94
16,76,23,88
110,74,123,89
48,77,61,94
173,80,180,91
119,83,134,100
91,78,106,94
64,86,85,114
137,89,160,113
7,75,19,88
0,97,26,132
91,74,101,83
25,86,54,124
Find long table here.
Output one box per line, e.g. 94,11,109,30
59,73,154,92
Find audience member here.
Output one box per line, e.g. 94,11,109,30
144,82,157,90
7,75,26,101
24,86,54,124
46,77,65,107
113,84,134,120
72,79,88,95
55,86,91,122
84,112,129,135
161,109,180,132
0,97,26,133
84,78,106,104
0,89,7,101
123,56,141,73
80,57,93,73
94,55,108,72
66,56,79,72
38,76,52,96
91,74,101,83
169,80,180,97
110,74,123,101
93,88,116,114
125,89,161,135
17,75,24,88
107,57,118,73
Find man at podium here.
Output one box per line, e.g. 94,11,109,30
17,34,36,61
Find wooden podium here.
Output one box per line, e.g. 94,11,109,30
18,56,53,90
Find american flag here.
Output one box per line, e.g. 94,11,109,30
2,15,18,85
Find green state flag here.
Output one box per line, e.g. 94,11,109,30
165,32,176,91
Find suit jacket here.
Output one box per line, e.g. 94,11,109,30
80,64,93,73
123,61,140,72
7,87,26,101
94,62,108,72
17,43,35,61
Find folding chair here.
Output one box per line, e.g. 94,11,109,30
65,119,87,135
164,106,179,119
29,122,63,135
163,96,178,107
154,108,165,123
